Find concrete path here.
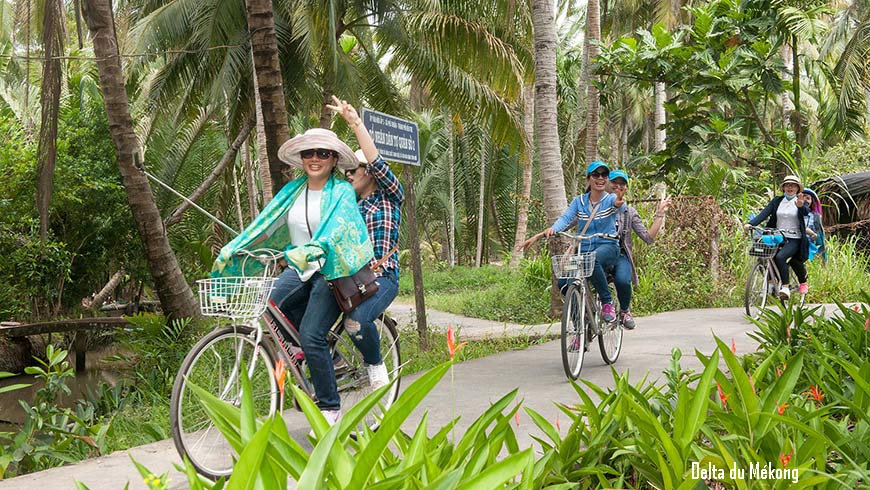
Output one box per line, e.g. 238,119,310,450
0,302,850,489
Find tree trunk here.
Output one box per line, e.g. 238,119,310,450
447,112,456,268
475,131,487,267
164,117,255,227
242,137,259,219
319,84,334,129
81,0,198,319
585,0,601,163
654,82,666,152
83,269,124,310
408,79,429,349
780,44,793,131
403,164,428,350
510,85,534,269
36,0,64,241
791,35,805,166
532,0,567,222
252,58,273,202
245,0,292,194
533,0,568,316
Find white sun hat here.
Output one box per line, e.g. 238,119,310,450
277,128,357,170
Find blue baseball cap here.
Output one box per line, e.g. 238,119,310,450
586,160,610,176
609,169,629,184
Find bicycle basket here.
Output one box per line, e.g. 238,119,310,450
552,252,596,279
197,277,276,319
748,240,778,259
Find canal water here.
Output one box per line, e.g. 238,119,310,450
0,346,125,426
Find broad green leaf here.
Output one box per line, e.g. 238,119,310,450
460,449,532,489
676,349,718,451
226,418,274,490
349,362,452,488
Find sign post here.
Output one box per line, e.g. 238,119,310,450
360,109,428,348
361,108,420,166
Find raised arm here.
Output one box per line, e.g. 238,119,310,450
326,95,378,163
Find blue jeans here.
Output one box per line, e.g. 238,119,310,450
344,271,398,365
270,268,342,410
612,254,633,312
583,241,619,305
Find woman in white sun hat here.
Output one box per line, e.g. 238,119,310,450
743,175,810,300
210,102,374,427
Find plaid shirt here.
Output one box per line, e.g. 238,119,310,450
359,155,403,278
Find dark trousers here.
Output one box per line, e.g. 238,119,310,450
774,238,807,285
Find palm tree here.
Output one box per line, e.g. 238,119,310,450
35,0,65,240
81,0,198,319
244,0,292,194
532,0,568,222
585,0,601,162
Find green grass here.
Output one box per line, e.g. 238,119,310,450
398,264,551,325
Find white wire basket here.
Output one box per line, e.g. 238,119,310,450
748,239,779,259
197,277,276,320
552,252,596,279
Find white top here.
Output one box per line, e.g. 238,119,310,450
286,187,323,281
776,198,801,239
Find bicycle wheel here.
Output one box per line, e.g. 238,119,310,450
170,325,280,480
744,262,768,319
330,314,401,432
561,283,586,380
598,290,623,364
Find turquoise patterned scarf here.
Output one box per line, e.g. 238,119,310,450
211,175,374,280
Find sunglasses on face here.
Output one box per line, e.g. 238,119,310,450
589,171,609,179
344,166,366,177
300,148,338,160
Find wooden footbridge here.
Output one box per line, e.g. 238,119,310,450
0,317,133,372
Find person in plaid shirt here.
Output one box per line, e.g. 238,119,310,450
327,97,403,391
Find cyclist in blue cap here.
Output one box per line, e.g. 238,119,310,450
524,160,626,322
608,169,671,329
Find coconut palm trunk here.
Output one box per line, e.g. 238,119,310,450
36,0,64,241
532,0,567,221
533,0,568,316
585,0,601,162
245,0,292,194
510,85,534,268
81,0,198,319
654,82,666,151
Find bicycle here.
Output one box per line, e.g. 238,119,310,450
744,227,807,319
551,232,624,380
169,249,402,480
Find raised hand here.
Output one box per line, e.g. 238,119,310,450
656,195,672,215
325,95,362,127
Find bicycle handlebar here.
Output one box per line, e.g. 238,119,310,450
554,231,616,241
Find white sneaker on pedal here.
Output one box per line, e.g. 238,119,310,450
367,362,390,390
778,286,790,301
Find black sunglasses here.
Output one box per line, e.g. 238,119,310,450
588,171,609,179
300,148,338,160
344,165,366,177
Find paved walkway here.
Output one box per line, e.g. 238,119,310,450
0,302,853,489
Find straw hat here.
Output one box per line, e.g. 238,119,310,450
277,128,357,170
781,175,802,190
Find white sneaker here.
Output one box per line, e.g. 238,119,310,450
309,409,341,438
778,286,790,301
367,362,390,390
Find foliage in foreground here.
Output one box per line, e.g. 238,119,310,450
119,295,868,489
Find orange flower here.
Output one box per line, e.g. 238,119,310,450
731,338,737,354
804,385,824,405
780,452,792,467
717,383,730,406
446,325,467,360
555,413,561,431
864,316,869,332
777,402,788,415
273,358,286,397
852,304,860,312
514,411,520,428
